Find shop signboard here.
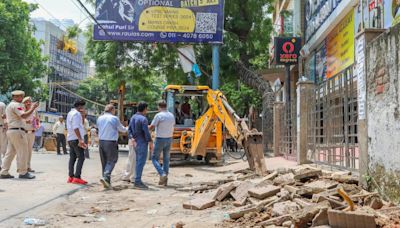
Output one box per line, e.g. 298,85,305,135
326,11,355,78
93,0,225,43
274,37,302,65
305,0,342,41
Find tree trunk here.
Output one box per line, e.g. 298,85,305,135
236,61,274,153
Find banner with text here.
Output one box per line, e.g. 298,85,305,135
326,10,354,78
93,0,224,43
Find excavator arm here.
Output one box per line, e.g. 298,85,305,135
190,89,267,174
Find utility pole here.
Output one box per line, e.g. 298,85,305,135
212,44,220,90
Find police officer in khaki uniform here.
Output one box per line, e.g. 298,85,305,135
0,91,39,179
23,96,37,173
0,102,7,169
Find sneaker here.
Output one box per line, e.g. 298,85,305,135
100,178,111,189
72,178,88,185
67,177,74,183
158,175,168,186
19,173,36,179
28,168,35,173
134,182,149,190
0,174,14,179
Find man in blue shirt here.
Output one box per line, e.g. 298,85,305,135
97,104,127,188
129,101,153,189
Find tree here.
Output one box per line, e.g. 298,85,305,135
81,0,274,129
0,1,47,101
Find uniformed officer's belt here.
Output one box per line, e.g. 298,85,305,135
8,128,27,133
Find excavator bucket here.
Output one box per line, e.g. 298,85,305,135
243,130,267,175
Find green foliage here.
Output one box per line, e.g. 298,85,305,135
221,82,262,116
81,0,274,114
66,25,82,39
0,0,47,101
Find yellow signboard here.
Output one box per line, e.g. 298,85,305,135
326,11,355,78
139,7,195,33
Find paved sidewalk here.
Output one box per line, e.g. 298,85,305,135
0,149,109,223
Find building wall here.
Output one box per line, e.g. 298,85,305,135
31,19,88,116
366,24,400,202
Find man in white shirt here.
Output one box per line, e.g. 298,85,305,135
149,100,175,186
53,116,67,155
66,100,88,185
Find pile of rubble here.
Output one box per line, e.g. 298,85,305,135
180,166,400,227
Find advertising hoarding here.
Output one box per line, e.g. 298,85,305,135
93,0,224,43
326,11,355,78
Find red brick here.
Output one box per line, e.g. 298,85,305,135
376,85,385,94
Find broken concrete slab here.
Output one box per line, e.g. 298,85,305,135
182,197,215,210
228,205,257,219
272,201,301,217
257,215,292,226
292,201,330,228
283,185,299,194
230,181,254,206
328,209,376,228
304,179,338,190
214,182,239,201
331,173,359,184
294,168,322,181
273,173,295,186
263,171,278,181
312,208,329,226
248,185,281,200
365,195,384,210
293,198,315,208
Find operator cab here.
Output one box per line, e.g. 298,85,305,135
164,85,209,128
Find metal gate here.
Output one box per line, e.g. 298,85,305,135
280,98,297,160
307,68,359,170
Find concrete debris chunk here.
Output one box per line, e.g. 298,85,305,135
331,173,359,184
256,215,292,226
365,195,384,210
248,185,281,200
182,197,215,210
293,198,315,208
293,168,322,181
214,181,239,201
328,209,376,228
227,205,257,219
272,201,301,217
292,201,330,227
312,208,329,226
230,181,254,206
273,173,295,186
304,179,338,190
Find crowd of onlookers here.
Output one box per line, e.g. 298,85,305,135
0,91,176,191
